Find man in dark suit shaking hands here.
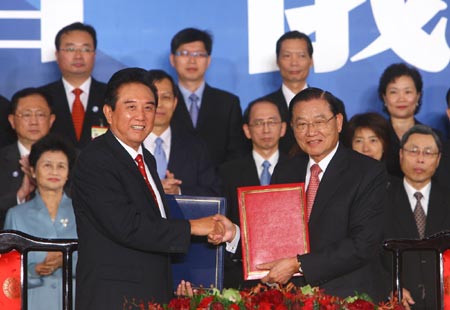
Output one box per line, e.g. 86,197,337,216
72,68,236,310
260,87,388,302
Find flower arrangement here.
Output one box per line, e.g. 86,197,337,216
123,284,405,310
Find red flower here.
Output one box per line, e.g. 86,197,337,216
229,303,240,310
198,296,214,308
347,299,376,310
167,297,191,310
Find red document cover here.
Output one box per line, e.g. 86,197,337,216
238,183,309,280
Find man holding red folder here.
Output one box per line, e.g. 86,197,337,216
261,87,388,302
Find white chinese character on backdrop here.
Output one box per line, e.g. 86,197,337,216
285,0,365,73
351,0,450,72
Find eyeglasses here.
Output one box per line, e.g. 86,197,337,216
293,115,335,133
402,147,440,158
59,47,94,53
174,50,209,58
249,119,282,129
15,111,50,122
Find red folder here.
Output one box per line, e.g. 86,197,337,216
238,183,309,280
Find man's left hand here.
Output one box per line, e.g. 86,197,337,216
258,257,300,284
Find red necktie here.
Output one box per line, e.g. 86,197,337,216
306,164,322,221
135,154,157,203
72,88,85,141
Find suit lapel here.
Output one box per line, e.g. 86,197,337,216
174,88,195,131
104,131,163,216
54,80,77,142
425,183,450,236
243,155,261,185
143,147,170,217
392,182,420,238
196,84,212,129
81,79,107,141
308,146,347,224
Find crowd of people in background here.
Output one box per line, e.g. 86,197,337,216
0,21,449,310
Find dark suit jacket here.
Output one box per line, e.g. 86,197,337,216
383,177,450,309
168,129,221,196
271,145,388,301
433,139,450,188
0,95,15,148
170,84,249,166
218,152,288,288
72,130,191,309
40,78,107,149
0,143,22,228
264,88,296,155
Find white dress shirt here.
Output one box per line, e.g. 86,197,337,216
403,179,431,215
62,77,92,112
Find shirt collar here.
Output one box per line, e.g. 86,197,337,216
144,127,172,153
17,140,30,157
178,82,206,106
113,133,143,161
281,83,308,107
307,142,339,174
403,178,431,202
62,76,92,94
252,150,280,168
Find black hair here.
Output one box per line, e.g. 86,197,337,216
147,69,179,99
276,31,313,59
10,88,53,114
104,68,158,110
29,134,77,171
243,97,283,124
170,28,213,55
289,87,341,116
55,22,97,50
400,124,442,153
378,63,423,114
344,112,390,160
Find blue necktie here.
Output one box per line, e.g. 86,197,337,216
189,93,199,127
260,160,271,186
154,137,167,179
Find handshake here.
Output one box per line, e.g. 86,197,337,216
189,214,237,245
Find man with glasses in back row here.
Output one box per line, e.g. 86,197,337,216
40,22,107,149
383,124,450,310
169,28,248,167
219,97,288,288
0,88,55,228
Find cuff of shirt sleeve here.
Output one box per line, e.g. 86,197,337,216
226,224,240,253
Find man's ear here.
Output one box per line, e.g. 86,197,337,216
103,104,113,125
243,124,252,140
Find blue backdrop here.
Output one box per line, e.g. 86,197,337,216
1,0,449,134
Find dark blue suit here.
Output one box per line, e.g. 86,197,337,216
167,129,221,196
171,84,249,166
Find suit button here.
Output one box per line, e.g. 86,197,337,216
421,259,426,264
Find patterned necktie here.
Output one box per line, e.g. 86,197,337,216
72,88,85,141
154,137,167,179
260,160,271,186
306,164,322,221
413,192,426,239
134,154,157,203
189,93,199,127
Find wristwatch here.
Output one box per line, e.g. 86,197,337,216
296,254,303,274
